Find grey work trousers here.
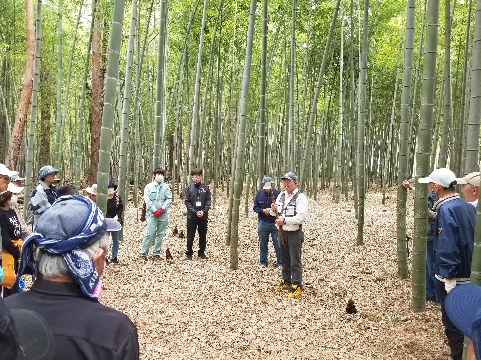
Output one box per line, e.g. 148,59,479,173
280,229,304,286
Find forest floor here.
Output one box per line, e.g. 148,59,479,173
101,187,449,360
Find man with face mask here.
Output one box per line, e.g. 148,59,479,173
140,168,172,261
418,168,476,360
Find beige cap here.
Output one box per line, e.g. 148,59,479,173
456,172,480,187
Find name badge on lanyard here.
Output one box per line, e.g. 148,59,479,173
196,201,202,207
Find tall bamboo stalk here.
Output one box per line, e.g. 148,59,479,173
229,0,257,269
412,0,440,313
96,0,126,212
24,0,43,221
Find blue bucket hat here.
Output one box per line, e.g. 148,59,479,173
38,165,59,180
445,284,481,360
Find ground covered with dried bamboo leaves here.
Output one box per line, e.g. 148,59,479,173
101,187,449,360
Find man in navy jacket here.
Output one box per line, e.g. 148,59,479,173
419,168,476,360
253,176,281,268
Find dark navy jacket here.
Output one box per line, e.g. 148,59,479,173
433,194,476,280
427,190,437,241
253,189,280,223
184,182,211,219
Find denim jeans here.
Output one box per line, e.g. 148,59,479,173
110,231,121,259
426,240,439,302
258,220,281,267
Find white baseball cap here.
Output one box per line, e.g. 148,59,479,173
418,168,457,188
0,163,18,178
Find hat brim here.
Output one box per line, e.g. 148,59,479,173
445,285,481,339
455,178,468,185
7,183,24,194
263,183,272,190
10,309,55,359
417,177,432,184
105,218,121,232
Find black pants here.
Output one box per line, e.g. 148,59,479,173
186,218,208,256
437,279,464,360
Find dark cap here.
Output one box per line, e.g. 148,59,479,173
152,168,164,175
0,298,55,359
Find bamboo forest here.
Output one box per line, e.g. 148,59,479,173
1,0,481,358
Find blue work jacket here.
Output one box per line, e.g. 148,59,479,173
433,194,476,280
253,189,280,223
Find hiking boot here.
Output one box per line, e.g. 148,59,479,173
152,255,162,260
198,253,208,260
274,280,291,293
288,284,303,299
110,257,119,264
140,255,148,261
185,254,193,261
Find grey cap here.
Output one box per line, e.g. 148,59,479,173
36,196,121,244
281,172,298,181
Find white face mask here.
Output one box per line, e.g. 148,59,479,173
11,195,18,204
108,188,115,195
155,174,164,183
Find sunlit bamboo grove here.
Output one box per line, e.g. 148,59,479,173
1,0,481,312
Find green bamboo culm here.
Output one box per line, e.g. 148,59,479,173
24,0,43,221
96,0,127,213
229,0,257,270
411,0,440,313
299,0,340,191
54,0,63,168
117,0,137,217
397,0,416,279
256,0,267,189
356,0,369,246
468,0,481,285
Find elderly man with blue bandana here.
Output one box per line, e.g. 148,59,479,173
141,168,172,261
4,195,139,359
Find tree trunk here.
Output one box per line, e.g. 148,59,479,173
90,0,103,184
5,0,35,169
95,0,126,212
397,0,416,279
412,0,440,313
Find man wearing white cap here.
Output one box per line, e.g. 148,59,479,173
253,176,281,268
418,168,476,360
0,164,18,193
456,172,480,208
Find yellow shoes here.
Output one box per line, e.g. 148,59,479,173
287,284,303,299
274,280,291,292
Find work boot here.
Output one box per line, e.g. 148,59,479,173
288,284,303,299
198,253,208,260
274,279,291,293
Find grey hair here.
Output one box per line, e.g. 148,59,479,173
35,232,110,278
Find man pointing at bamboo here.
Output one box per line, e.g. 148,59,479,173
271,172,308,299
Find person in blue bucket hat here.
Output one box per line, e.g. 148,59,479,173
446,284,481,360
30,165,60,224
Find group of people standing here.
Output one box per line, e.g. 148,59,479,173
405,168,479,360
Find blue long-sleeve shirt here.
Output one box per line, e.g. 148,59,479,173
253,189,280,223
